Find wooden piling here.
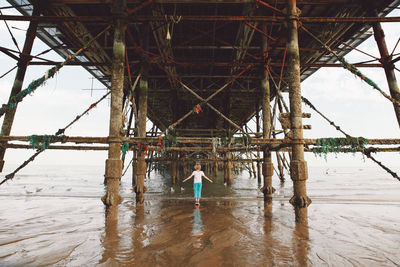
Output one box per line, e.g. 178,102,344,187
132,106,138,186
146,125,157,178
227,152,232,185
372,21,400,128
171,151,178,184
135,70,148,205
102,9,126,206
287,0,311,223
132,149,137,186
103,205,119,262
250,152,257,177
261,23,275,201
256,109,262,184
223,154,228,184
0,5,40,172
184,160,187,177
214,155,218,177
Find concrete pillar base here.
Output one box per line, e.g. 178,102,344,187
102,178,123,206
103,158,123,206
289,160,311,208
289,195,312,208
135,154,146,205
261,186,276,195
261,161,275,200
134,183,147,206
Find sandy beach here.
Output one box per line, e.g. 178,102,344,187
0,165,399,266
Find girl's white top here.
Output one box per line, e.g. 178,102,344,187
192,170,205,183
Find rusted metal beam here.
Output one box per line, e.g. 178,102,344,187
0,47,19,61
391,55,400,64
373,21,400,128
4,143,400,154
3,144,108,150
149,7,181,122
223,3,256,133
1,14,400,23
0,45,55,62
149,89,262,93
51,0,254,3
44,5,111,76
50,0,365,4
0,5,40,172
1,135,399,145
125,45,320,51
27,61,384,67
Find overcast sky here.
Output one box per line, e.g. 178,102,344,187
0,1,399,173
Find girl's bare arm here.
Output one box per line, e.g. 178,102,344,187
182,174,194,182
203,175,213,183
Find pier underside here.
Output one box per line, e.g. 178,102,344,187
1,0,400,222
5,0,399,136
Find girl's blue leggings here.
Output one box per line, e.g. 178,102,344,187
194,183,202,199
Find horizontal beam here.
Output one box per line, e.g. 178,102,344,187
29,61,111,66
5,143,108,151
49,0,366,4
52,0,254,3
280,112,311,118
147,158,264,163
145,75,260,79
71,45,320,52
4,143,399,153
1,135,399,145
1,14,400,23
27,61,384,68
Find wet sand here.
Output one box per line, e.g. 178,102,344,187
0,165,400,266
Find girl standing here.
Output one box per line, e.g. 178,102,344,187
183,164,213,206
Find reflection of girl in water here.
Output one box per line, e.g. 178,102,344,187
192,206,203,236
183,164,213,206
192,206,203,248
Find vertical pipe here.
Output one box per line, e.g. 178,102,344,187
146,124,155,178
102,10,126,206
287,0,311,223
251,153,257,177
276,152,285,183
132,97,138,186
372,21,400,128
261,23,275,202
132,149,137,186
171,151,178,185
171,159,175,185
214,154,218,177
223,153,228,184
227,151,232,185
0,5,40,172
135,70,148,205
255,109,262,184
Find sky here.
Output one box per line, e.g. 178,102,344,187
0,1,399,173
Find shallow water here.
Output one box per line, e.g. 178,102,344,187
0,165,400,266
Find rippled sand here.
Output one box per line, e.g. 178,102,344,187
0,165,399,266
